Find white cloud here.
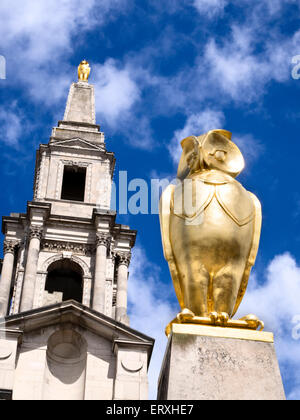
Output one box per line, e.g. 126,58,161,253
92,59,157,149
237,253,300,399
0,103,24,147
127,247,177,400
243,0,299,16
0,1,90,61
168,109,226,164
204,37,267,102
0,0,136,149
193,0,228,17
94,59,141,125
0,0,128,103
1,0,298,154
203,20,300,103
0,0,127,59
233,133,264,166
238,253,300,334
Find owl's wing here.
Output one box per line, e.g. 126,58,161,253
159,184,185,309
232,192,262,316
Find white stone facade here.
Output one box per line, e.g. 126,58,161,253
0,80,154,400
0,302,153,400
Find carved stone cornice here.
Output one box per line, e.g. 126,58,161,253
41,240,94,256
96,233,111,248
114,251,132,267
28,226,44,241
3,240,20,255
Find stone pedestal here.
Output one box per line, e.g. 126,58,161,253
158,324,286,400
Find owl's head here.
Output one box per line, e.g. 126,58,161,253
177,129,245,180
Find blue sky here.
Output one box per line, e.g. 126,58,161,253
0,0,300,400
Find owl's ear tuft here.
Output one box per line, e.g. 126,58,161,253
177,136,200,180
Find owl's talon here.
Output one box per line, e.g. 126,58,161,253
177,308,195,323
239,314,264,331
219,312,229,325
209,312,219,324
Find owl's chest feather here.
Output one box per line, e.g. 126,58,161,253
171,172,255,226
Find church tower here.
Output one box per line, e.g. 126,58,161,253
0,62,154,400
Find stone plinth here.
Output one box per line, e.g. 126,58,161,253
158,324,286,400
63,82,96,125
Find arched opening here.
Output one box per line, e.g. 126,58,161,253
44,259,83,305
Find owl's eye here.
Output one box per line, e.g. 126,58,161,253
213,150,227,162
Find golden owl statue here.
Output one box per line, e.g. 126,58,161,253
78,60,91,82
160,129,263,332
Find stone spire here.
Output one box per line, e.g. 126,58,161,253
63,60,95,125
51,60,103,147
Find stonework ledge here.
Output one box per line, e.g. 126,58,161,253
0,300,154,361
171,323,274,343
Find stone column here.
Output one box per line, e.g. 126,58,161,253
92,233,110,313
0,240,18,317
20,226,43,313
115,251,131,325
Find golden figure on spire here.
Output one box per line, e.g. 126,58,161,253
78,60,91,82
